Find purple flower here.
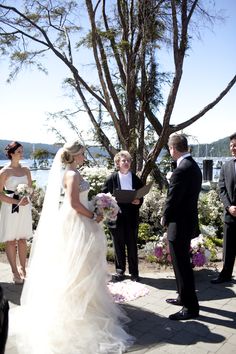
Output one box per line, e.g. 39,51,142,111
192,251,206,267
94,192,120,222
154,246,163,259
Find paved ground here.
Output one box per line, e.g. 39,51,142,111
1,260,236,354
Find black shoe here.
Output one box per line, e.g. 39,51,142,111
211,276,232,284
169,308,199,321
131,275,140,282
166,298,183,306
112,273,125,282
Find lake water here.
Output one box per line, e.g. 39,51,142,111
0,156,229,188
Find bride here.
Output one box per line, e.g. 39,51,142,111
9,140,134,354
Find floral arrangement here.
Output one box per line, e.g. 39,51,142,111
190,234,211,267
12,183,33,213
93,192,120,224
149,233,213,268
15,183,33,198
153,233,172,265
82,166,112,199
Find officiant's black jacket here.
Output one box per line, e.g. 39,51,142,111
102,171,144,276
102,171,144,215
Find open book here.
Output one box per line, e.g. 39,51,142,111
113,182,153,203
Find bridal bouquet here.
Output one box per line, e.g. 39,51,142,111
93,192,120,226
15,184,33,199
12,183,33,213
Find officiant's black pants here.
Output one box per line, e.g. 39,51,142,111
109,208,139,276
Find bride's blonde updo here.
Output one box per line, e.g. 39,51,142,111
61,140,84,164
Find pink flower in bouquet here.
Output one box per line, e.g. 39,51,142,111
94,192,120,222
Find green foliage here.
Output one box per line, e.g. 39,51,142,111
145,255,158,263
0,243,5,252
139,184,166,234
81,166,111,200
138,223,156,247
106,247,115,262
211,237,223,247
204,237,218,261
31,185,45,230
198,190,224,237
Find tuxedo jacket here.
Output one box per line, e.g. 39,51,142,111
162,156,202,242
218,159,236,224
102,171,144,216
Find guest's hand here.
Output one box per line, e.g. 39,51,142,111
132,198,140,205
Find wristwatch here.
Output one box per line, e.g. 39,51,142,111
92,212,97,220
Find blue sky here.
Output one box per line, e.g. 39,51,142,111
0,0,235,145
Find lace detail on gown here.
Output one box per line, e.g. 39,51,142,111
9,177,134,354
79,178,90,192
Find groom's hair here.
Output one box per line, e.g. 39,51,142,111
229,132,236,140
168,133,188,153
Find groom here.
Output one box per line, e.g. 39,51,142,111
161,133,202,320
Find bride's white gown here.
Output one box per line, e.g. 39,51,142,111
9,178,134,353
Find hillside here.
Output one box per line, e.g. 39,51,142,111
0,136,231,160
191,137,230,157
0,140,59,160
0,140,109,160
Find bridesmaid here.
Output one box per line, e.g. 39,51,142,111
0,141,33,284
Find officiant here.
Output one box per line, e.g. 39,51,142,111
102,150,144,282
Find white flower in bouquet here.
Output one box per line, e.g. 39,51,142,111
93,192,121,222
12,183,33,213
15,184,33,198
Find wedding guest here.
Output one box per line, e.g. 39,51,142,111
211,132,236,284
161,134,202,320
0,141,32,284
8,140,134,353
102,150,144,282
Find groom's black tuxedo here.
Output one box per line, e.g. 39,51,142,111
218,159,236,278
102,171,143,277
162,156,202,313
162,156,202,241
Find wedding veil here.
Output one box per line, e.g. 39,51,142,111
21,148,64,305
